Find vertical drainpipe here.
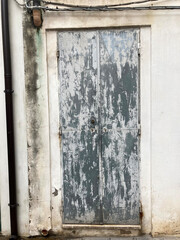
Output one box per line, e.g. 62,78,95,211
1,0,18,239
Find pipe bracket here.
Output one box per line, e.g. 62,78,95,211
8,203,19,208
4,89,14,94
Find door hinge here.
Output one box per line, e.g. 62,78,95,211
60,199,64,213
138,43,141,56
138,124,141,136
59,125,62,136
57,50,60,59
139,203,143,220
139,203,142,213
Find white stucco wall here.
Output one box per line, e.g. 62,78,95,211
0,0,180,237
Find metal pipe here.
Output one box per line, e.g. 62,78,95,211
1,0,18,238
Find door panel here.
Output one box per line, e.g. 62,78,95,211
59,31,98,130
58,29,140,225
62,130,100,223
100,30,140,224
100,30,139,130
58,31,99,223
102,130,139,224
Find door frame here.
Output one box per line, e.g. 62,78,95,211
46,27,151,236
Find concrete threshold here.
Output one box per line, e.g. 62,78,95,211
1,235,180,240
62,225,141,230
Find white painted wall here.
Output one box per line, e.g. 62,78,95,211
0,1,10,233
44,9,180,236
0,0,29,236
0,0,180,237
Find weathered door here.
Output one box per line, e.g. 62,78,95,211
58,29,140,225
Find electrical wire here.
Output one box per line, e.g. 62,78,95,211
26,0,160,11
25,5,180,11
42,0,159,8
14,0,25,7
25,0,180,12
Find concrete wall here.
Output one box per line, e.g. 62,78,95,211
0,0,180,237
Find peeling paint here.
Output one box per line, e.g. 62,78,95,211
58,29,140,225
100,30,139,224
58,31,99,224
